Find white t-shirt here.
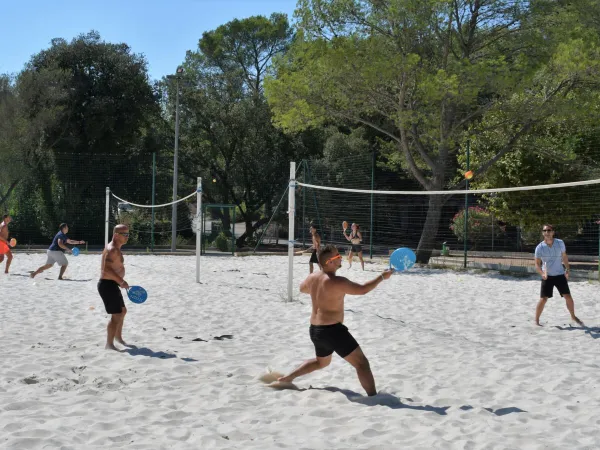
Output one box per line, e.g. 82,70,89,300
534,239,566,276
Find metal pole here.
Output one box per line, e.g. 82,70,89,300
105,187,110,248
491,211,494,252
232,207,236,256
287,162,296,302
196,177,202,283
151,152,156,252
463,141,470,269
369,151,375,259
171,78,180,252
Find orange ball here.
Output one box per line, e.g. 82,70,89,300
464,170,474,180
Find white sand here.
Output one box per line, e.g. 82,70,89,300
2,252,600,449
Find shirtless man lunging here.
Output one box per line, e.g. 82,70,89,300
277,244,393,396
98,224,130,351
0,215,13,274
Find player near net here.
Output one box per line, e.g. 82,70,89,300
534,224,583,327
343,222,365,270
306,224,321,273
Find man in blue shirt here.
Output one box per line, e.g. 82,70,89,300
30,223,85,280
534,224,583,326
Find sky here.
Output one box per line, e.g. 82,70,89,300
0,0,298,81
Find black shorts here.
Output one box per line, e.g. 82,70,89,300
350,245,362,253
540,274,570,298
98,279,126,314
309,250,319,264
310,323,359,358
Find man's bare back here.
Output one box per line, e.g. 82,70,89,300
301,251,393,325
303,271,348,325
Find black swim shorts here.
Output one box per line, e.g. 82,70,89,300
309,323,359,358
540,274,570,298
98,279,126,314
351,245,362,253
309,250,319,264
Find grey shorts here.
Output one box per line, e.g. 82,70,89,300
46,250,68,266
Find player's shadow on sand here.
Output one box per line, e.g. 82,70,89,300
314,387,526,416
554,325,600,339
313,386,450,414
122,346,198,362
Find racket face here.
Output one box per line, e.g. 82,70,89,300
9,238,16,247
128,286,148,304
72,247,80,256
390,248,416,271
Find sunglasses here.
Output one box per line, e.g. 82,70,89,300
325,254,342,264
116,232,130,237
542,229,553,232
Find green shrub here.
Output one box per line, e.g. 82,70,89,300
450,206,505,249
215,232,230,252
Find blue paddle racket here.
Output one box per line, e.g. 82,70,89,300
127,286,148,304
71,247,80,256
389,247,416,271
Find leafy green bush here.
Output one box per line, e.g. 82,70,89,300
450,206,505,249
215,232,230,252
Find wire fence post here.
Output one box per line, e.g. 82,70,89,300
369,150,375,259
463,141,470,269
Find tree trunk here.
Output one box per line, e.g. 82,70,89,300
236,216,270,248
0,178,20,208
416,194,445,263
221,207,232,236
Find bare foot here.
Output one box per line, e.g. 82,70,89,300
277,375,294,383
116,339,134,347
105,344,119,351
572,317,584,326
535,321,542,327
30,273,36,278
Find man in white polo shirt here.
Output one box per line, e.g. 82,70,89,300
534,224,583,326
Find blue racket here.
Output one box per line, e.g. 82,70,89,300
389,247,416,271
72,247,80,256
127,286,148,304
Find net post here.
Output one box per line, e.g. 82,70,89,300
196,177,202,284
105,187,110,248
288,162,296,302
151,152,156,252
